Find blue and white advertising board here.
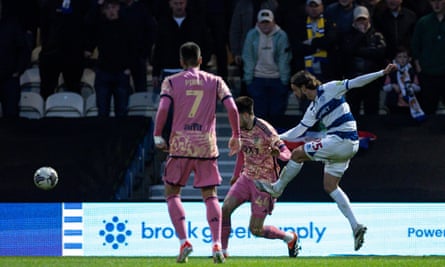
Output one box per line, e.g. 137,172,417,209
1,203,444,256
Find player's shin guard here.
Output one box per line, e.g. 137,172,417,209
273,160,302,193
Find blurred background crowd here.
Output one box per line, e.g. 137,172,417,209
0,0,444,120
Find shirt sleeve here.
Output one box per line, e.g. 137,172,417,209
347,70,385,90
279,123,309,142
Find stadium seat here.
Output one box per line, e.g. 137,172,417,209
20,67,41,85
20,67,41,94
127,92,156,117
57,82,95,100
45,92,84,118
19,92,45,119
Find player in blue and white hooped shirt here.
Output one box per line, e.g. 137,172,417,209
256,63,397,251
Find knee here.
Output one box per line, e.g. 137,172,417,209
249,225,263,237
323,183,336,194
221,205,231,217
323,177,339,194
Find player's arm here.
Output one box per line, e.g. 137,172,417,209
230,151,244,185
223,96,241,156
153,96,171,150
279,123,309,142
348,63,397,89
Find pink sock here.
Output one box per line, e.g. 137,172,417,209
262,225,286,240
205,196,222,244
166,194,187,240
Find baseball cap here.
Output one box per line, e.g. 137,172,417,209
257,9,274,22
353,6,370,20
306,0,322,5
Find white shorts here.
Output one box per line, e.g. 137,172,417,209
303,134,359,177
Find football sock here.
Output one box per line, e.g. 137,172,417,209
166,194,187,240
329,187,358,230
283,231,295,243
205,196,222,244
273,160,303,192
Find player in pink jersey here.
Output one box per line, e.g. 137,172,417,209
153,42,241,264
221,96,300,259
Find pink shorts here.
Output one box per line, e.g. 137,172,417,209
163,157,222,188
225,175,275,218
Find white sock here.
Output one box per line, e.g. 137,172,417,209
283,231,294,243
273,160,302,192
329,187,358,230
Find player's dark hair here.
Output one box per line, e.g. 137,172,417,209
290,70,321,90
235,96,254,115
180,42,201,67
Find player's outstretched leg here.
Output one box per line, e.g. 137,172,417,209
287,232,300,257
177,240,193,263
353,224,367,251
254,179,282,198
255,161,302,197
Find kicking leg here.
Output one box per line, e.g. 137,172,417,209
256,146,306,197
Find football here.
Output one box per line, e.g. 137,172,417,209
34,167,59,190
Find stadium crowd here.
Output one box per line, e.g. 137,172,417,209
0,0,443,119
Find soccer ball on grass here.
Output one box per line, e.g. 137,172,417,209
34,167,59,190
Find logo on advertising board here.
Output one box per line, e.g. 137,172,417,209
99,216,133,250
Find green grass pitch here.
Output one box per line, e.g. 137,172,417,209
1,256,444,267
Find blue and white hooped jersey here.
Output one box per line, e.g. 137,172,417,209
300,80,358,140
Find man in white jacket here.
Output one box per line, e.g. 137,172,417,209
256,63,397,251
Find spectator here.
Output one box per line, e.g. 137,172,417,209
285,0,339,113
411,0,445,116
357,0,386,17
382,46,421,115
1,0,39,56
85,0,134,117
153,42,241,264
288,0,339,82
38,0,91,99
324,0,357,36
151,0,210,106
373,0,417,62
324,0,358,77
203,0,230,81
341,5,386,118
242,9,291,120
403,0,432,18
0,5,31,118
120,0,156,92
229,0,279,96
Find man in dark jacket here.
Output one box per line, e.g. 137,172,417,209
38,0,90,99
151,0,210,105
0,7,31,117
